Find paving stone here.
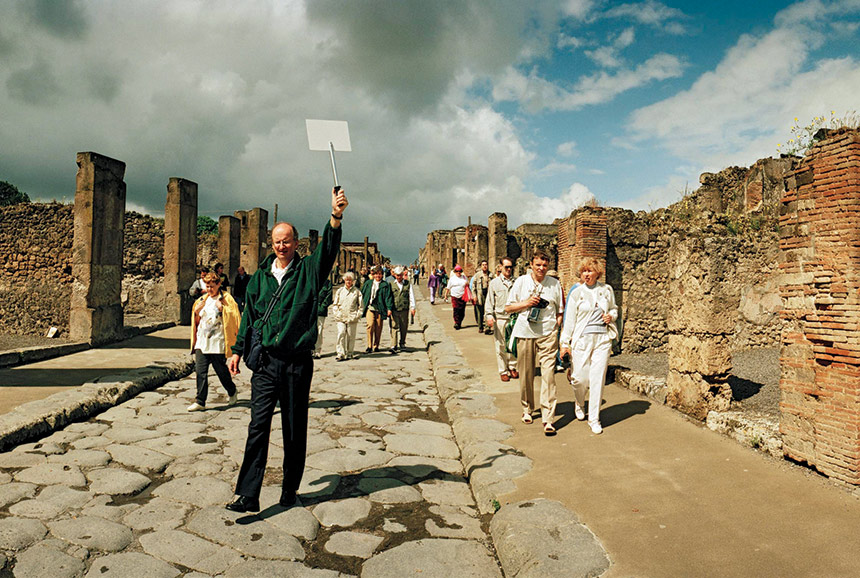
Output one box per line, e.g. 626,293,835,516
48,516,133,552
81,495,135,522
9,486,92,519
489,499,610,578
425,505,485,539
306,431,340,454
103,426,163,443
12,542,86,578
337,433,385,452
123,497,191,531
65,422,109,435
86,467,151,495
186,506,305,560
382,519,407,533
298,468,341,499
47,449,112,468
383,433,460,459
0,451,46,468
357,477,422,504
362,538,502,578
445,393,499,417
83,552,183,578
105,444,172,473
452,417,514,445
304,448,393,473
221,560,343,578
9,498,65,519
388,455,464,476
0,471,10,483
325,531,383,558
0,517,47,550
361,411,398,427
384,418,453,437
152,476,233,507
14,463,87,487
140,530,242,575
71,436,112,450
338,383,402,399
17,440,65,454
97,406,137,422
263,502,320,541
312,497,372,527
138,433,221,457
0,482,37,507
156,420,208,435
418,479,476,506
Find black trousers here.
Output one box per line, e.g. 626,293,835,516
235,350,313,500
195,351,237,405
473,301,486,330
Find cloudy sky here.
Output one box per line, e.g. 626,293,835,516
1,0,858,263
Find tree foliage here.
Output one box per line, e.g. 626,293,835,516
0,181,30,206
197,215,218,236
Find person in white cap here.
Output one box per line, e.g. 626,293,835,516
388,266,415,353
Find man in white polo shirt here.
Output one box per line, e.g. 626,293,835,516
505,249,563,436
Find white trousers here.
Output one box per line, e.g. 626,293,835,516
492,318,517,375
570,333,612,426
336,321,358,358
314,317,326,355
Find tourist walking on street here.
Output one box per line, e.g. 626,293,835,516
485,257,518,382
470,260,492,334
189,272,241,412
439,264,449,302
428,268,440,304
505,250,564,435
224,187,347,513
232,266,250,312
447,265,469,330
358,266,369,290
388,266,415,353
361,265,394,353
332,271,363,360
188,267,209,299
313,276,333,359
215,262,230,292
560,258,618,435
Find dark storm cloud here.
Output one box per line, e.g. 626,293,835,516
21,0,89,40
6,59,61,105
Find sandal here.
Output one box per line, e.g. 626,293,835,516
543,422,556,436
521,412,533,424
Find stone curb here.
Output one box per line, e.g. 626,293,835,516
415,297,611,577
0,320,176,369
0,352,194,452
610,365,784,458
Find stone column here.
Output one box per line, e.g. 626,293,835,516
235,208,269,274
218,215,240,283
665,235,733,420
363,236,369,269
488,212,507,268
70,152,126,344
164,178,197,325
779,130,860,486
309,229,319,254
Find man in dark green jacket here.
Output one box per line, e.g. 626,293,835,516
313,278,333,359
224,188,347,513
360,265,394,353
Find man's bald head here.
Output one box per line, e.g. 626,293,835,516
272,222,298,242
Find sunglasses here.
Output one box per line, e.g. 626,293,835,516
503,265,513,269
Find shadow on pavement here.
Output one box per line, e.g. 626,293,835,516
600,399,650,428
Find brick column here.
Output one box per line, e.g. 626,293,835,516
218,215,240,283
779,130,860,485
235,208,269,274
488,212,508,268
665,235,733,420
164,178,197,325
69,152,126,344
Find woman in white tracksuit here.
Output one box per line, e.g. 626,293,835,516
559,258,618,435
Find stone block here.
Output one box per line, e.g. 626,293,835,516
164,178,197,325
667,334,731,376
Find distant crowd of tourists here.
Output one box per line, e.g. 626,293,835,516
427,254,617,437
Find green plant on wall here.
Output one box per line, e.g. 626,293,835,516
0,180,30,206
197,215,218,236
777,111,859,157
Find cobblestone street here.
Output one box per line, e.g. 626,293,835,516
0,317,502,577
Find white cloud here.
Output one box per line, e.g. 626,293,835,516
585,27,636,68
557,141,578,157
534,162,578,178
604,0,689,34
531,183,596,223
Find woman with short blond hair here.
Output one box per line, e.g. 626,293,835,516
559,258,618,434
332,271,363,360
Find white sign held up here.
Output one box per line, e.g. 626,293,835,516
306,119,351,190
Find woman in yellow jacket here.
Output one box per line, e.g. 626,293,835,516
188,272,241,411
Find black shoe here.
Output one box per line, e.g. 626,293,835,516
225,495,260,513
365,347,372,353
454,324,461,330
279,490,297,508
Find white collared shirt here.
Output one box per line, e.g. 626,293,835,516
272,257,295,285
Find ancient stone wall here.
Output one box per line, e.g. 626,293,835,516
779,129,860,485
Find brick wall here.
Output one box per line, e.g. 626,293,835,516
779,129,860,485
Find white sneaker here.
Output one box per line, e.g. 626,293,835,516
187,402,205,412
574,404,586,421
227,394,238,407
589,422,603,435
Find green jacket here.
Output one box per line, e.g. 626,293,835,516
317,279,333,317
360,279,394,319
232,222,341,357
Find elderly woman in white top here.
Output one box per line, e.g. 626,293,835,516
446,265,470,329
559,258,618,434
332,271,363,361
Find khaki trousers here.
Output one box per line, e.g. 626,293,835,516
366,310,384,349
492,318,517,375
516,332,559,424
